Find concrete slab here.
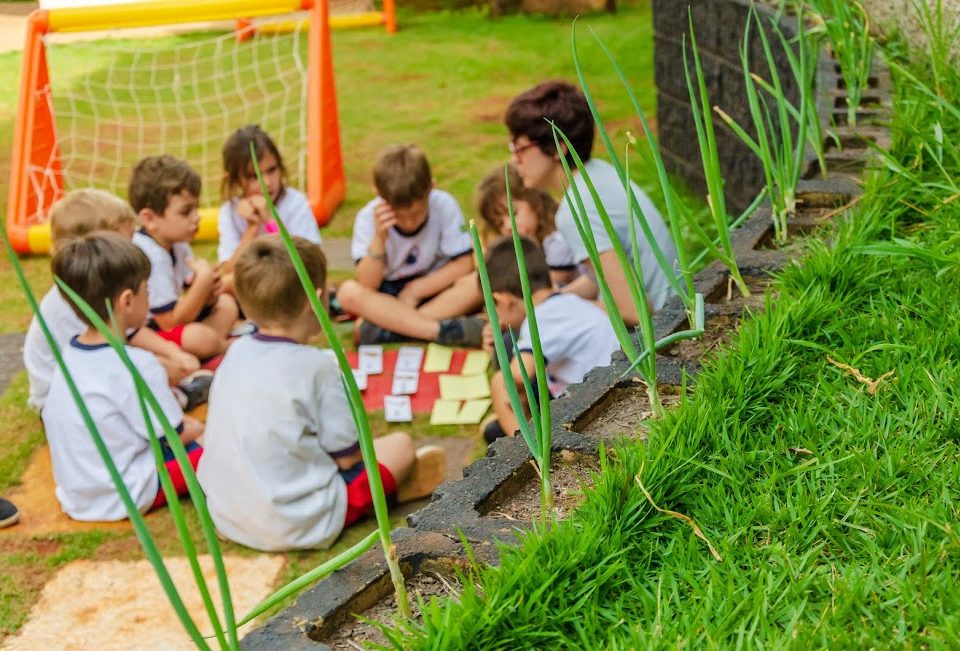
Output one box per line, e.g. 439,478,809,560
2,554,285,650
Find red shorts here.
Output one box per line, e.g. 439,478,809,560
341,462,396,527
154,324,186,347
151,440,203,510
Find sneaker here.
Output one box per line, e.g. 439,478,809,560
229,321,258,338
357,320,409,346
177,370,215,412
482,416,509,444
437,316,485,348
0,498,20,528
396,445,447,503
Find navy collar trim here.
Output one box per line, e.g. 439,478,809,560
252,333,298,344
70,335,111,351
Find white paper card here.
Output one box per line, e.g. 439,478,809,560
396,346,425,373
357,345,384,375
383,395,413,422
351,369,368,391
391,370,420,395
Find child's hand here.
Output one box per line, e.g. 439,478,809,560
180,416,204,444
481,322,495,354
169,350,201,384
207,265,224,303
397,280,424,307
250,194,269,220
236,198,261,227
188,257,214,279
373,201,397,241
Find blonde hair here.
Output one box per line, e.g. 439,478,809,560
372,144,432,207
234,235,327,326
50,189,137,254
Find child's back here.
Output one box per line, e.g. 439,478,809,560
45,342,182,520
519,292,619,396
198,334,357,550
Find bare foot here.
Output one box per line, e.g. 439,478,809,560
396,445,447,503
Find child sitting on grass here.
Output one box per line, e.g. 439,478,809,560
130,155,239,360
23,189,207,412
43,233,204,521
198,235,446,551
476,164,580,289
216,124,322,277
337,144,484,347
482,236,620,444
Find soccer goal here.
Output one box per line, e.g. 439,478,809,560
7,0,349,255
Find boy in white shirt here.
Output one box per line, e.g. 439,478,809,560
482,236,620,443
198,235,446,551
337,145,484,347
43,233,204,521
23,189,205,412
129,155,239,360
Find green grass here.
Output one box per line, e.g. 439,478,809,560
381,32,960,650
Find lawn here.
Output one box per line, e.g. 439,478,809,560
0,4,679,642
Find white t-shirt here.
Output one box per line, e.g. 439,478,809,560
217,187,322,263
24,287,86,411
515,293,620,396
133,230,194,318
350,189,473,282
555,158,678,310
542,230,577,271
197,334,360,551
42,339,184,521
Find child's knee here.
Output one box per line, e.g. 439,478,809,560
215,293,240,321
182,323,224,359
336,280,365,312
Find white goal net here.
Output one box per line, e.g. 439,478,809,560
43,15,310,208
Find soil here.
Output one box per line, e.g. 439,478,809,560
322,568,464,650
706,273,771,309
756,206,835,251
483,451,600,522
574,384,682,439
668,314,740,363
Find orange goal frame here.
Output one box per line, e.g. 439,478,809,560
6,0,345,255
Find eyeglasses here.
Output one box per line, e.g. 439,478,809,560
508,140,538,157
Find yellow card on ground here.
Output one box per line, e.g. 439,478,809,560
429,398,492,425
461,350,490,376
423,343,453,373
455,399,491,424
430,399,462,425
439,373,490,401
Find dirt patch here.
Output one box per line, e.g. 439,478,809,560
574,384,682,439
706,272,771,306
757,206,835,251
484,451,599,523
323,567,464,650
668,314,739,363
468,94,514,124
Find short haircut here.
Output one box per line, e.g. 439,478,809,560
505,80,594,165
483,235,551,297
476,165,558,242
221,124,287,201
49,189,137,254
128,155,202,215
373,144,432,207
52,232,152,325
234,235,327,326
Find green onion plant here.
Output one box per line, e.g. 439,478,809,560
471,167,554,518
683,13,759,297
808,0,874,126
550,125,704,417
249,145,411,619
714,6,813,245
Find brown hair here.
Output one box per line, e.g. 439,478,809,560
476,165,557,243
483,235,551,297
221,124,288,201
128,155,202,215
234,235,327,326
49,189,137,254
52,232,152,325
504,80,594,165
373,144,432,207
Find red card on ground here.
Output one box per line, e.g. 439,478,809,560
345,348,469,413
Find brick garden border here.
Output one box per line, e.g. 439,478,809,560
242,4,893,647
